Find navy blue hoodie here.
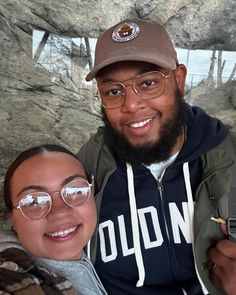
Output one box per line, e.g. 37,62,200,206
94,106,228,295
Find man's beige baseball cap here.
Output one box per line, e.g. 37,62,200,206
86,18,179,81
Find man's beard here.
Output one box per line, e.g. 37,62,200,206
102,89,188,165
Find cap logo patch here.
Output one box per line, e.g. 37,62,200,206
112,22,140,42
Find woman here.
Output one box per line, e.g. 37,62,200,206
0,144,107,295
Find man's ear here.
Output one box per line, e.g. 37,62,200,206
174,64,187,96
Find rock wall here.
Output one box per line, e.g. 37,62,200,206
0,0,236,225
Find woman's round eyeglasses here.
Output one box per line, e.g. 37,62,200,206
12,177,93,220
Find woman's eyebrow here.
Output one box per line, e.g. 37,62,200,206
16,174,87,197
60,174,87,187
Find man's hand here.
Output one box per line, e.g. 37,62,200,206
208,238,236,295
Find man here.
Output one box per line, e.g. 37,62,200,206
79,18,236,295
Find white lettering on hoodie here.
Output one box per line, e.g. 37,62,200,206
98,202,192,262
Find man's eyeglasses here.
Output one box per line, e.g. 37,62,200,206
12,177,93,220
96,71,170,110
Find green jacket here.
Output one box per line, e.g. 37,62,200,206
78,126,236,295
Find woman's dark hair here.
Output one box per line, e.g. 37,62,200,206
3,144,78,212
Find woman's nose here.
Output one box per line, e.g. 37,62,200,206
48,193,71,217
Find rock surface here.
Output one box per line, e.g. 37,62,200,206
0,0,236,225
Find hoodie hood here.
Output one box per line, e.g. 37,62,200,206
176,105,228,164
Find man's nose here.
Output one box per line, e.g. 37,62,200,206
121,85,143,113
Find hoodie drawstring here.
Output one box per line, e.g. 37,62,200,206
126,163,145,287
86,239,91,260
183,162,208,295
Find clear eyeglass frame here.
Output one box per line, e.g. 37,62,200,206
96,70,170,110
12,177,93,220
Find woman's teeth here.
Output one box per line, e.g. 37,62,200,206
47,226,77,237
